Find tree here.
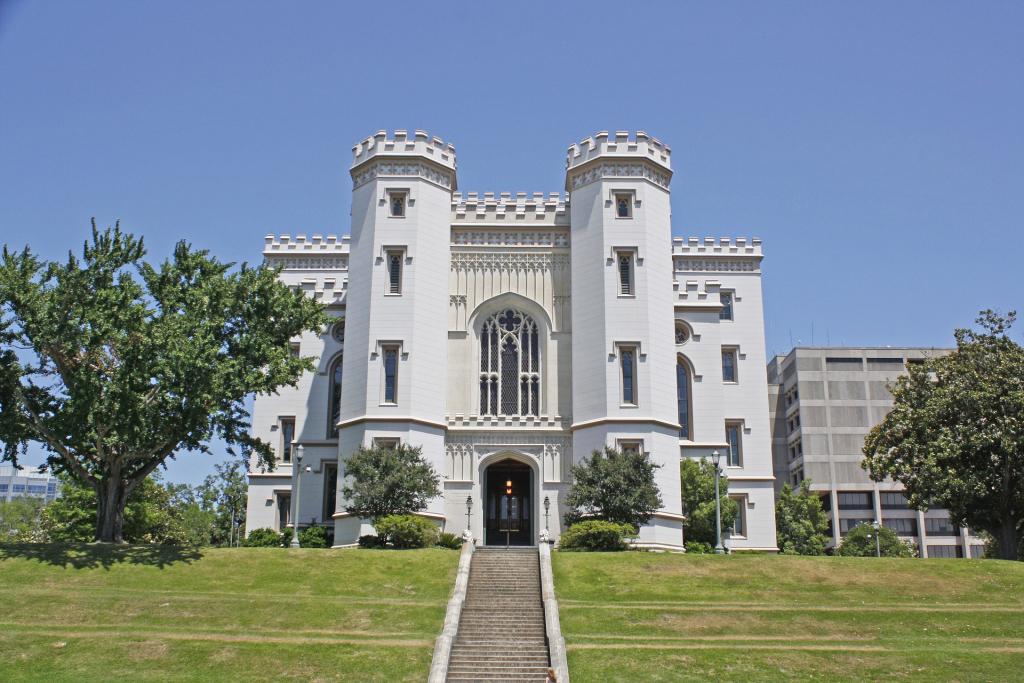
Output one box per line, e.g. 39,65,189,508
41,473,193,545
196,460,248,546
775,480,831,555
836,522,915,558
0,224,326,542
0,496,46,542
863,310,1024,561
341,444,440,521
564,447,663,529
680,458,738,546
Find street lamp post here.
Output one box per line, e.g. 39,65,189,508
712,450,725,555
543,496,551,534
465,495,473,535
871,520,882,558
505,479,513,549
290,445,305,548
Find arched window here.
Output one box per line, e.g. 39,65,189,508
675,320,691,345
328,355,343,438
677,357,693,440
479,309,540,417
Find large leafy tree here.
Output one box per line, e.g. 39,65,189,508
342,444,441,521
775,480,830,555
564,447,663,529
680,457,738,546
0,223,326,542
863,310,1024,561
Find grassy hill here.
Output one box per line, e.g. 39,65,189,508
0,544,459,682
553,553,1024,682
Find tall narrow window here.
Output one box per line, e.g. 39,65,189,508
677,358,692,439
322,463,338,521
383,346,399,404
386,251,403,294
276,493,291,531
730,496,745,536
328,355,343,438
725,421,743,466
479,309,540,417
279,417,295,463
389,192,406,217
617,251,634,296
620,346,637,405
719,291,734,320
722,347,738,383
615,193,632,218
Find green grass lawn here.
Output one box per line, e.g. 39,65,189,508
0,544,459,682
553,553,1024,682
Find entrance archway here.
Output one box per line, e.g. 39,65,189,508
483,458,533,546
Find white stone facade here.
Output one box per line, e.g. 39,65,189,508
245,130,778,551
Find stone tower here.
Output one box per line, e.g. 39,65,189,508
566,131,684,548
335,130,457,543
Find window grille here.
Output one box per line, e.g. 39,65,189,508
719,291,734,320
677,360,691,439
479,309,540,417
617,253,634,295
387,252,402,294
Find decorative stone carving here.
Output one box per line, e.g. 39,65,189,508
568,162,670,190
264,256,349,271
445,433,571,484
352,161,453,190
451,229,569,248
450,253,570,272
674,258,760,273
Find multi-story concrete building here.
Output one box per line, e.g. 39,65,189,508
0,466,60,504
767,347,985,558
244,129,778,551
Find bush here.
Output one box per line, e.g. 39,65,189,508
375,514,439,549
436,531,464,550
685,541,713,554
358,534,385,548
558,520,637,551
299,524,328,548
245,527,283,547
836,522,916,558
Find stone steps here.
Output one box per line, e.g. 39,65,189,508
446,548,551,682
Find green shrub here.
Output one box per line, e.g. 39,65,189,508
245,528,283,547
279,530,293,547
375,514,439,549
836,522,916,558
436,531,464,549
299,524,328,548
685,541,713,554
558,520,637,551
358,534,384,548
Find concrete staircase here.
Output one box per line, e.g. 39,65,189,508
446,547,551,682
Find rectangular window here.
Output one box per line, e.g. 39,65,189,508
386,250,403,294
826,357,864,370
722,347,738,383
276,493,291,531
725,422,743,466
837,492,872,510
839,518,873,535
719,291,734,320
883,517,918,536
289,342,301,358
614,193,633,218
322,463,338,522
619,345,638,405
617,439,643,455
616,251,635,296
373,437,400,450
730,496,746,536
880,492,909,509
382,346,399,404
928,544,962,558
925,517,959,535
279,417,295,464
970,545,985,558
389,191,406,217
867,357,905,369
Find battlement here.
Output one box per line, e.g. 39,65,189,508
566,131,671,171
671,236,763,257
452,191,568,216
263,234,351,254
351,129,457,171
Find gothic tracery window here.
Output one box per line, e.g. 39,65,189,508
328,355,343,438
479,309,540,417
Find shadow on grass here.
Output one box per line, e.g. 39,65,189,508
0,542,203,570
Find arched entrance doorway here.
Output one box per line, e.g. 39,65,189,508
484,458,533,546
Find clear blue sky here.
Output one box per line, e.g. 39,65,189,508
2,1,1021,485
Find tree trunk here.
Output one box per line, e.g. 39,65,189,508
995,519,1020,561
95,477,129,543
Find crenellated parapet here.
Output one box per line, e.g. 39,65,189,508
672,236,763,274
350,130,457,191
452,191,568,223
565,131,672,191
263,234,350,272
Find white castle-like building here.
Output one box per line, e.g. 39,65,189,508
245,130,778,551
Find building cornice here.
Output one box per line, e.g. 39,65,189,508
337,415,448,431
570,416,681,432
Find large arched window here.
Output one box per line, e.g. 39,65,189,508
479,309,540,417
677,356,693,440
328,355,343,438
